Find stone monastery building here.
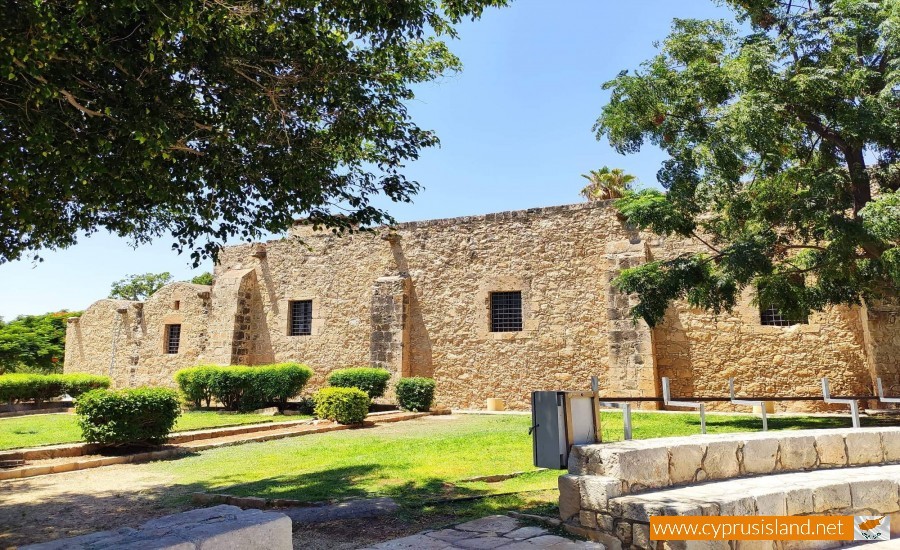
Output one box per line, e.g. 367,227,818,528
64,202,900,411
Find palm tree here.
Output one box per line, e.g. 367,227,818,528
579,167,636,201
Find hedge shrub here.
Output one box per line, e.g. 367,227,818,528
395,378,436,412
0,373,110,405
61,374,112,398
76,387,181,446
174,363,313,412
327,367,391,400
314,387,370,424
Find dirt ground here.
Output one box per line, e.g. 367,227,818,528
0,464,463,549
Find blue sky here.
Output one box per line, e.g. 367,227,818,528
0,0,730,320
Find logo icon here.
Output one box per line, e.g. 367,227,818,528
855,516,890,541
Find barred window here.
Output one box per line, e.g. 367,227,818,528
289,300,313,336
490,291,522,332
165,324,181,354
760,306,807,327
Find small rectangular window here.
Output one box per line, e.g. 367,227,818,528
490,291,523,332
165,324,181,354
760,306,807,327
289,300,313,336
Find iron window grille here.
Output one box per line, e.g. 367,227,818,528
165,324,181,354
490,291,523,332
289,300,313,336
759,306,807,327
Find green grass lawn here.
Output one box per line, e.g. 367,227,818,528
146,410,890,522
0,411,309,450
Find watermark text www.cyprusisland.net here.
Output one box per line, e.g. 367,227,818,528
649,515,891,541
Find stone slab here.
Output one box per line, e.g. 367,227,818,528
22,505,291,550
282,497,398,523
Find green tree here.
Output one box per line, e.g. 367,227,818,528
109,272,173,301
595,0,899,326
580,167,636,201
0,0,506,266
0,311,79,374
189,272,214,286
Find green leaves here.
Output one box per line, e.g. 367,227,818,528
597,1,899,325
0,0,507,265
109,272,173,301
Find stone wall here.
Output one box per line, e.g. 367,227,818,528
64,201,900,410
65,283,211,388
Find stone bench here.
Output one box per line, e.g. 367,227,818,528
561,428,900,550
22,505,292,549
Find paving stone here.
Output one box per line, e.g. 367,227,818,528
503,526,547,540
456,515,522,534
455,535,515,549
428,529,474,543
365,534,454,549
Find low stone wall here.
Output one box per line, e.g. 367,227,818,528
561,428,900,549
22,505,291,550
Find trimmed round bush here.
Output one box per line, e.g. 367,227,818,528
175,363,314,411
255,363,314,406
395,377,436,412
313,387,370,424
327,367,391,400
75,387,181,446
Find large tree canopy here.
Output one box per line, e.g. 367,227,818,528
0,0,505,265
0,311,78,374
597,0,899,326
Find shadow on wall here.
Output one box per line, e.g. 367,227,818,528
389,239,433,378
249,273,275,365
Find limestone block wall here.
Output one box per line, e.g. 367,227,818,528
64,283,211,388
653,299,873,412
63,299,143,388
133,283,212,387
64,201,900,411
215,204,623,409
